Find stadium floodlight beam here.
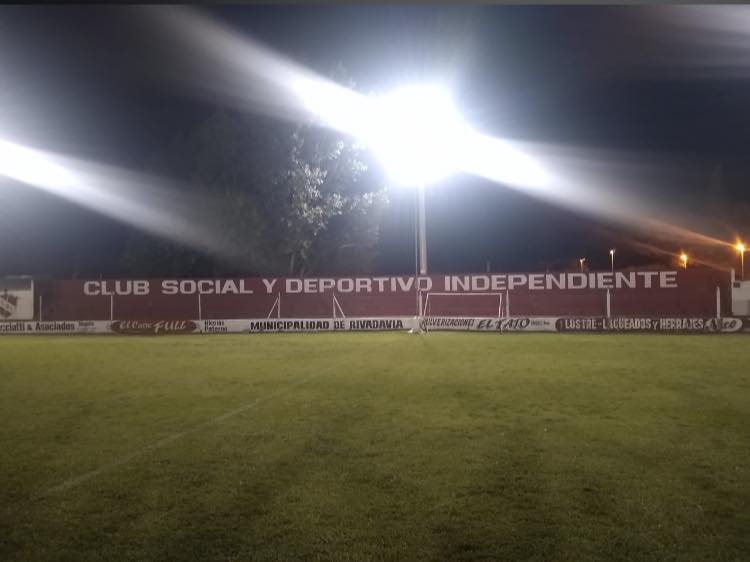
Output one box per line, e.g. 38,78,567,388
0,139,77,189
0,138,230,258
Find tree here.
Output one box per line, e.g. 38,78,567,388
119,106,386,277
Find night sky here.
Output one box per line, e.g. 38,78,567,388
1,5,749,277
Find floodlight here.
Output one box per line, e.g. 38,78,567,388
737,242,746,254
366,84,470,187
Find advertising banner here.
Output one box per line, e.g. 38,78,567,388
0,320,109,334
420,316,558,332
0,318,417,335
555,316,750,333
1,316,748,335
237,317,412,333
0,278,34,320
110,320,199,335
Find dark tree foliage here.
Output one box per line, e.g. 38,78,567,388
119,107,387,277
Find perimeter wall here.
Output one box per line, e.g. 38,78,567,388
32,268,731,321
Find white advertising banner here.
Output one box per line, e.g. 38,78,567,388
420,316,558,332
0,320,109,334
210,317,413,333
1,316,748,335
554,316,749,333
0,278,34,320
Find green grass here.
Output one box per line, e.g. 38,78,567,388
0,333,749,561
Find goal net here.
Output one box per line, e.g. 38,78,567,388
423,292,504,319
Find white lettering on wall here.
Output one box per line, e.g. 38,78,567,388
569,273,587,289
162,280,178,295
528,274,544,290
661,271,678,288
597,272,613,289
287,279,303,293
84,281,100,296
82,271,683,298
262,278,277,294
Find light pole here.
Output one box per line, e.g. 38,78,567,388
416,184,428,321
412,183,428,323
361,84,468,332
737,242,746,281
680,252,688,269
579,258,586,272
417,185,427,276
609,249,615,273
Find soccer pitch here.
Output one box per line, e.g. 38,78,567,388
1,333,748,561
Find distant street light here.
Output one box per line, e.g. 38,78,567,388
579,258,586,272
609,249,615,273
737,242,746,281
680,252,688,269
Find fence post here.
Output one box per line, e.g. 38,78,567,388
606,288,611,318
716,286,721,319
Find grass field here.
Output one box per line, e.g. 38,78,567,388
0,333,748,561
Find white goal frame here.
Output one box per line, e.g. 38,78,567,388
423,292,504,320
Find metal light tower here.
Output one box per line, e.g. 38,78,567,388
361,84,467,333
294,78,549,330
413,184,428,324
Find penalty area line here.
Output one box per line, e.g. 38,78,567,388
39,373,320,497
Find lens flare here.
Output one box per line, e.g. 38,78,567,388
4,6,741,270
0,138,230,258
0,140,77,190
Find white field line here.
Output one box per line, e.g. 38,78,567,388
40,373,320,496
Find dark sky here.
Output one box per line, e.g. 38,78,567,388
1,5,749,277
